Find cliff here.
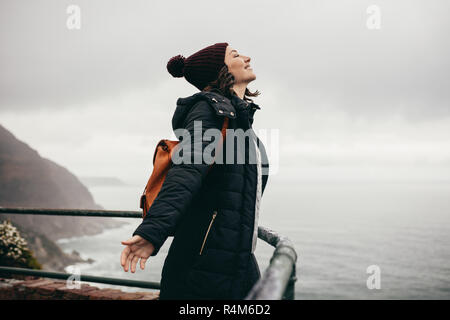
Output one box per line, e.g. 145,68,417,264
0,123,123,271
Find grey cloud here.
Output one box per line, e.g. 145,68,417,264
0,0,449,122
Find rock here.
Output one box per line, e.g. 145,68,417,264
0,123,126,272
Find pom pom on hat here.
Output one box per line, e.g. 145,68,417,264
167,54,185,78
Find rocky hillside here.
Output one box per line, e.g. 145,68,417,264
0,123,123,271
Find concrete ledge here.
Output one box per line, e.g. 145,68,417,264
0,276,159,300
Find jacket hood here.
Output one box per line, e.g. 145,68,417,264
172,89,260,132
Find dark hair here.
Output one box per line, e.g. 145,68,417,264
203,65,260,103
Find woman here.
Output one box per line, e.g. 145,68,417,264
120,42,269,299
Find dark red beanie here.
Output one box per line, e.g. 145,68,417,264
167,42,229,91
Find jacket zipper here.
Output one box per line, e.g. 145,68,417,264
199,210,218,255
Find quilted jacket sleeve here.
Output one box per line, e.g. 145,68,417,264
132,100,224,256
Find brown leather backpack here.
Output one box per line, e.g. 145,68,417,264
139,117,229,219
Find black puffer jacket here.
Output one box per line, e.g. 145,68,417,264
132,88,269,299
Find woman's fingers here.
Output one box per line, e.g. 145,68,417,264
121,235,140,246
120,246,130,268
125,253,134,272
140,258,147,270
131,255,140,273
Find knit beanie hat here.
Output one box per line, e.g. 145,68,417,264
167,42,229,91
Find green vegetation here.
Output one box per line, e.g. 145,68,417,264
0,219,42,269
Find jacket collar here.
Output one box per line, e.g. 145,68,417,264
230,93,260,122
176,89,237,118
174,89,260,131
229,93,261,128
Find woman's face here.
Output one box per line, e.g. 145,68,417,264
224,46,256,84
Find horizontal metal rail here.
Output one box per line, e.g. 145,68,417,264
0,207,298,299
0,207,141,218
0,266,160,290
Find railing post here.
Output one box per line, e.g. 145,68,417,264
245,228,298,300
282,264,297,300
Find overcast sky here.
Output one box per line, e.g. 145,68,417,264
1,0,449,186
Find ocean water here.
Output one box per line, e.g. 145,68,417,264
56,179,450,299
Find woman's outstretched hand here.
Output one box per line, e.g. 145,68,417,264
120,235,155,273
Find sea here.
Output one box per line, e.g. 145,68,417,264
56,175,450,299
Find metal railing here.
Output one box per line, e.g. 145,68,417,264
0,207,298,300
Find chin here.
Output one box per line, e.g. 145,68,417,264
243,69,256,81
248,73,256,82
